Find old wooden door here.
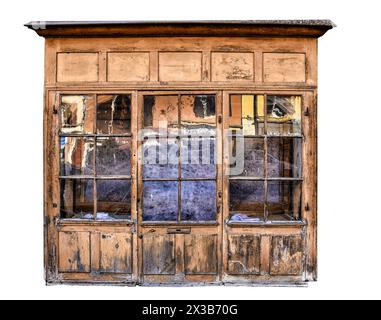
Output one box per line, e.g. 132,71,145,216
137,92,223,284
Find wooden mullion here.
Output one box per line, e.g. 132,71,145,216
264,94,269,222
177,94,182,223
93,94,98,221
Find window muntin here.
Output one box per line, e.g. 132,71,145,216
59,94,132,221
229,94,303,223
142,94,217,222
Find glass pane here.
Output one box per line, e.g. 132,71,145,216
266,96,301,136
60,137,94,176
180,95,216,135
96,95,131,134
229,95,265,135
229,181,265,222
96,137,131,176
230,137,264,177
61,95,95,134
268,137,302,178
143,181,178,221
181,137,216,179
143,95,179,134
97,180,131,220
267,181,302,221
143,137,178,179
60,179,94,219
181,181,216,221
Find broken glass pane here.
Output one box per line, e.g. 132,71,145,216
229,95,265,135
266,96,301,136
143,95,179,134
267,181,302,221
181,137,216,179
60,137,94,176
229,181,265,222
96,137,131,176
267,137,302,178
61,95,95,134
96,95,131,134
143,181,178,221
181,181,216,221
230,137,264,177
143,137,178,179
180,95,216,135
97,180,131,220
60,179,94,219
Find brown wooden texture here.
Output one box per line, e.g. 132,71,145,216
57,52,99,82
263,53,306,83
159,52,202,82
99,233,133,274
211,52,254,81
227,234,260,275
58,231,91,273
107,52,150,82
184,234,218,275
270,235,303,276
142,234,176,275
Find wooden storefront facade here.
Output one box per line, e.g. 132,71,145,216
26,20,334,286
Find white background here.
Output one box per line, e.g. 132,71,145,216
0,0,380,300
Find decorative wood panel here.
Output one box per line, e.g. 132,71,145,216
184,234,218,275
211,52,254,81
263,53,306,83
58,231,90,273
99,233,133,274
159,52,202,81
107,52,150,82
57,52,99,82
142,234,176,275
227,234,260,275
270,236,303,275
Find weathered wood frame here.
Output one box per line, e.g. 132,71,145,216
32,20,330,286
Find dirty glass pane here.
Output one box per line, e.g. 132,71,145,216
267,181,302,221
97,180,131,220
229,181,265,222
143,95,179,134
180,95,216,135
96,95,131,134
181,181,216,221
60,179,94,219
61,95,95,134
96,137,131,176
143,181,178,221
143,137,178,179
181,137,216,179
266,96,301,136
229,95,265,135
230,137,264,177
60,137,94,176
268,137,302,178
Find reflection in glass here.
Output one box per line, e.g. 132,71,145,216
181,137,216,179
180,95,216,135
143,138,178,179
61,95,95,134
181,181,216,221
143,181,178,221
60,179,94,219
97,180,131,220
266,96,301,136
143,95,178,132
267,181,302,221
229,95,265,135
268,137,302,178
60,137,94,176
96,95,131,134
96,137,131,176
230,137,264,177
229,181,265,222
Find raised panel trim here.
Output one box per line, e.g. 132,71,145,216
107,52,150,82
263,52,306,83
211,52,254,81
56,52,99,83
